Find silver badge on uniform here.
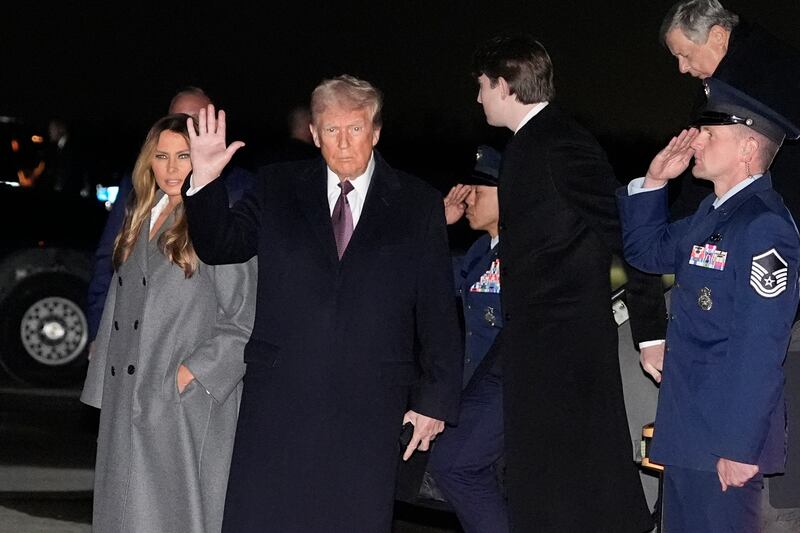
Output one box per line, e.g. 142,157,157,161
698,287,713,311
751,248,788,298
484,306,496,326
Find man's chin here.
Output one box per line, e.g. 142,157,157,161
691,165,708,180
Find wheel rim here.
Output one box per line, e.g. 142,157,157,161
19,296,88,366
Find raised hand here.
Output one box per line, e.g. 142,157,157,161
644,128,699,187
443,184,472,225
187,104,246,188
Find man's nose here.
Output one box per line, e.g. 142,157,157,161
337,131,350,149
678,57,690,74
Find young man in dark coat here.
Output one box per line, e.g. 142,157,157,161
471,35,665,532
182,75,462,533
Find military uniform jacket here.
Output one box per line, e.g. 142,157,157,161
618,174,800,473
457,234,502,387
183,154,462,533
81,207,256,533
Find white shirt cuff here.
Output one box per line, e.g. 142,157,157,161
185,173,208,196
639,339,665,349
627,177,667,196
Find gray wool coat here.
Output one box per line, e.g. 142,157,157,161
81,211,256,533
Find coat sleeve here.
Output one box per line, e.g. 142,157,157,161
410,196,463,424
182,258,256,404
711,212,799,464
547,140,667,344
80,271,119,409
623,264,667,347
182,169,263,265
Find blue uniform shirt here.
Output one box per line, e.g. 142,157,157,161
456,234,503,387
617,173,800,473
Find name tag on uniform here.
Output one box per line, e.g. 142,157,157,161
688,244,728,271
470,258,501,293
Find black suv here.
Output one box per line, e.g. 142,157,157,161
0,118,107,386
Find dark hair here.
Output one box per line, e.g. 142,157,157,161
472,35,555,104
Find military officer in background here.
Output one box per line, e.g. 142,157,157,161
617,78,800,531
428,145,508,533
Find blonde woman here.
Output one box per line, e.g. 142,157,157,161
82,114,255,533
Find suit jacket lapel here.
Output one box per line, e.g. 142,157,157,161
296,161,339,266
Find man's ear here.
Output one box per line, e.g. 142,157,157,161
372,127,381,147
497,77,511,100
708,25,730,53
741,136,759,161
309,124,321,148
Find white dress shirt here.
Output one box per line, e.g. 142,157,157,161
149,194,170,232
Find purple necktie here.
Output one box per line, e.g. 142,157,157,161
332,180,355,259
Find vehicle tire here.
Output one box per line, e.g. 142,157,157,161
0,272,90,386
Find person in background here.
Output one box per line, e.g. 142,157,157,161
81,114,256,532
427,145,509,533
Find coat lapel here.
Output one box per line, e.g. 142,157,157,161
295,161,339,267
341,153,401,260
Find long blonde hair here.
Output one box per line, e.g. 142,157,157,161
112,114,199,277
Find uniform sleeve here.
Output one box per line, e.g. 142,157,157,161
81,271,119,409
410,197,463,424
616,184,693,275
712,212,800,463
181,258,256,404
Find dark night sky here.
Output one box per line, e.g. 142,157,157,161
4,1,800,180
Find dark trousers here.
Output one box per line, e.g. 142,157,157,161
427,371,508,533
664,465,763,533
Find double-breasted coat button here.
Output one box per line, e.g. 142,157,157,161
133,320,139,330
118,277,122,286
127,365,135,375
111,366,116,376
114,321,119,331
504,313,512,321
